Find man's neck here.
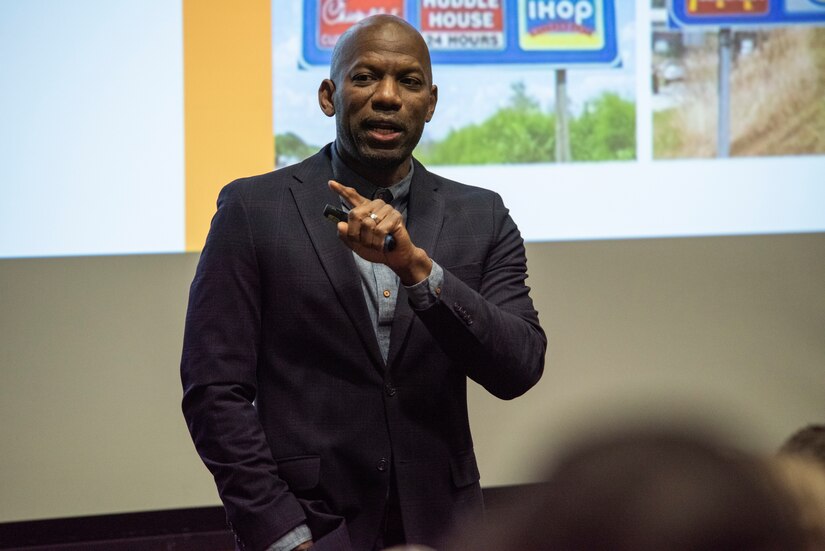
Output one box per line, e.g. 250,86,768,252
335,144,411,188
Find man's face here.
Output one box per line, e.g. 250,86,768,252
319,20,437,174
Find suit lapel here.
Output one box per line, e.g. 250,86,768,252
387,160,444,368
289,147,385,370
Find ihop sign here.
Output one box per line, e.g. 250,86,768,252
301,0,619,66
519,0,605,51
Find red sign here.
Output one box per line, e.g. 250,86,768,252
317,0,406,48
419,0,505,50
686,0,769,15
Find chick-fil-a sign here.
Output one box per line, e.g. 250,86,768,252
317,0,405,48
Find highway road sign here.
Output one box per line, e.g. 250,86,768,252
301,0,620,66
668,0,825,28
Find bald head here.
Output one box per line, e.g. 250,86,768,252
318,14,437,185
330,15,433,85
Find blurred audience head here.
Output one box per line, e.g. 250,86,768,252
779,424,825,468
774,424,825,550
454,427,804,551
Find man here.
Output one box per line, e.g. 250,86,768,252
181,15,545,551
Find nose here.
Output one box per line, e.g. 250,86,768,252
371,77,402,111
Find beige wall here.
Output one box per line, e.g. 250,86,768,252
1,233,824,522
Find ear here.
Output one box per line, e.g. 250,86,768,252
425,84,438,123
318,79,336,117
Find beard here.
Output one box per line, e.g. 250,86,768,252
336,117,424,170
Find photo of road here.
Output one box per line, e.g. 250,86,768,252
652,8,825,159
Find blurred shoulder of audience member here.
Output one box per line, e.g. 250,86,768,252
451,427,805,551
780,424,825,468
771,451,825,550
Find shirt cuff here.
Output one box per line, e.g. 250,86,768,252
267,524,312,551
404,259,444,310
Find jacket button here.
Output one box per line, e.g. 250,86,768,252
385,383,397,397
377,458,388,472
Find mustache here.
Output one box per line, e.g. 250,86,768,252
362,118,405,132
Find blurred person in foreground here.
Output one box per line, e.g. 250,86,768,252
780,424,825,469
773,424,825,549
452,428,805,551
771,454,825,550
180,14,545,551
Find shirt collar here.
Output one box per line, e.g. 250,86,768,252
330,141,413,211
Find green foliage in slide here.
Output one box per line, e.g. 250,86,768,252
275,82,636,167
416,83,636,165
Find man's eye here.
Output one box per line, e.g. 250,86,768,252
352,74,374,83
401,77,422,87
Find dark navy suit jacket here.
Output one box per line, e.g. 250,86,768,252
181,145,546,550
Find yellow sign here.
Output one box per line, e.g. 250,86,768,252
518,0,605,51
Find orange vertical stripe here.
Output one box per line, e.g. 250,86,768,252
183,0,273,251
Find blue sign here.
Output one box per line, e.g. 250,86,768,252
301,0,619,66
668,0,825,28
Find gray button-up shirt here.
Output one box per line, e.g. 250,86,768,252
331,143,444,363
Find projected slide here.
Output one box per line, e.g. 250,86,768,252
0,0,185,259
1,0,823,258
274,0,825,242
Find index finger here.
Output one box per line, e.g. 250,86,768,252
328,180,367,207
